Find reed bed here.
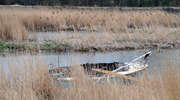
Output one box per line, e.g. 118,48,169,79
0,58,180,100
0,14,27,41
1,7,180,41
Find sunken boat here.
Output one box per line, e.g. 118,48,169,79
48,51,152,81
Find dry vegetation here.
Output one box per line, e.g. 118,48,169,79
1,6,180,100
1,7,180,41
0,58,180,100
0,14,27,41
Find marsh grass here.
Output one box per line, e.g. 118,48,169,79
1,7,180,41
0,57,180,100
0,15,27,41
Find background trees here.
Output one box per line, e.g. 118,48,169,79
0,0,180,7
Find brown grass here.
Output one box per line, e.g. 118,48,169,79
0,14,27,41
1,7,180,41
0,58,180,100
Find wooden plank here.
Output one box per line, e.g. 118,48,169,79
92,68,143,83
56,77,74,81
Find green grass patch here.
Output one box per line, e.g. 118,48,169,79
116,40,124,43
170,31,177,35
0,41,5,52
41,41,72,51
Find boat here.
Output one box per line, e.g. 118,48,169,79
48,51,152,82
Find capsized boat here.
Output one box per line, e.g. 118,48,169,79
48,51,152,82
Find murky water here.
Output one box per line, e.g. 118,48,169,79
0,49,180,76
28,32,110,41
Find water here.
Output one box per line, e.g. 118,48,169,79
0,49,180,76
28,32,110,41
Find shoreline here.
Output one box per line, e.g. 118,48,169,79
0,40,179,53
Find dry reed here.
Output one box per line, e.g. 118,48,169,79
0,57,180,100
1,7,180,41
0,14,27,41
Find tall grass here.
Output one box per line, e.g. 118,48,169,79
0,15,27,41
1,7,180,41
0,58,180,100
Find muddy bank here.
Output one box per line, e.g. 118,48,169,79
0,40,179,53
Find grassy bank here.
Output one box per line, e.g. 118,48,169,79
1,27,180,52
0,59,180,100
0,39,179,53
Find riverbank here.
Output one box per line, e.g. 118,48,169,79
1,6,180,52
2,26,180,53
0,39,179,53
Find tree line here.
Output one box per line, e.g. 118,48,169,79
0,0,180,7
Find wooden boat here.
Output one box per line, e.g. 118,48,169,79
48,51,152,82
